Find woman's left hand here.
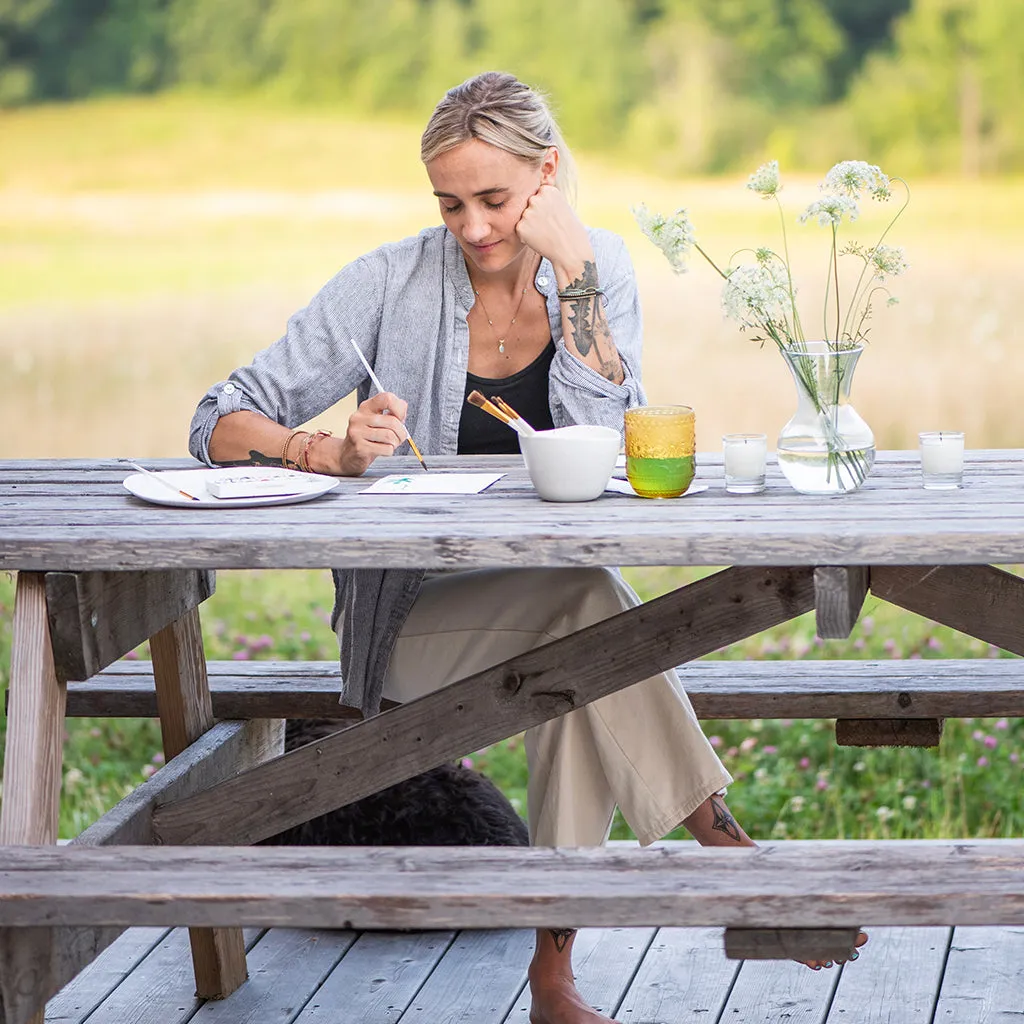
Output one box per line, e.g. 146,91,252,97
515,184,593,281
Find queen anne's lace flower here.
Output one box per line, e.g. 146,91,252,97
799,195,859,227
631,204,694,273
822,161,891,200
746,160,780,197
867,243,908,280
722,261,792,328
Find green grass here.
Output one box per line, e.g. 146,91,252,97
1,569,1020,841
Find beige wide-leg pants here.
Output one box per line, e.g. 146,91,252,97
382,567,732,848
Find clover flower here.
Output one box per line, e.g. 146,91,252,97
632,204,694,273
721,261,792,328
867,243,908,281
822,160,891,200
746,160,780,197
799,194,860,227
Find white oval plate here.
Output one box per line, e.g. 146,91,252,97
123,468,340,508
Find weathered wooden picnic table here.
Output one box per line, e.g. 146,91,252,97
1,450,1024,1024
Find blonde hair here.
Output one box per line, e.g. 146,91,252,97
421,71,577,202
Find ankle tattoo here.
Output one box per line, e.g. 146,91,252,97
710,796,743,843
548,928,575,952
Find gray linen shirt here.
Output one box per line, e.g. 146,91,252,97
189,224,646,716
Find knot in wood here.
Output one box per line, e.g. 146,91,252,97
897,692,912,709
503,671,524,696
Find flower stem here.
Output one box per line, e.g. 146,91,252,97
832,225,841,346
694,242,729,280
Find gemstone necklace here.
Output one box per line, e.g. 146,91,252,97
473,285,529,355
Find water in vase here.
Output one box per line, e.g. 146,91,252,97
776,439,876,495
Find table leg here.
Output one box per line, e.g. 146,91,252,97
150,606,248,1000
0,572,67,1024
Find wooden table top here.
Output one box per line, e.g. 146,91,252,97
1,451,1022,571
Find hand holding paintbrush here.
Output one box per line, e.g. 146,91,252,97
348,339,429,471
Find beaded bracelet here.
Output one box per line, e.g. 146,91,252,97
556,286,605,300
297,429,333,472
281,428,308,469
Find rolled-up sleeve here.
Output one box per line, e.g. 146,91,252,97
548,231,646,433
188,256,383,464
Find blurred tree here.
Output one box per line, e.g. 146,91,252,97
848,0,1024,174
626,0,843,171
823,0,911,95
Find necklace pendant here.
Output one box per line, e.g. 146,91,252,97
498,340,505,353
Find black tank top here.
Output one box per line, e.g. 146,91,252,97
458,341,556,455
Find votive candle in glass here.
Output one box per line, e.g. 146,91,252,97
918,431,964,489
723,433,767,494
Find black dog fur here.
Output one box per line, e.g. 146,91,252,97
263,719,530,848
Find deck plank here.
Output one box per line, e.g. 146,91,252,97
188,929,357,1023
718,958,838,1023
501,927,656,1023
292,930,456,1024
825,927,950,1023
932,925,1024,1023
70,929,259,1024
398,929,533,1024
615,927,740,1023
44,928,169,1024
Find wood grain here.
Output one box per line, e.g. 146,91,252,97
62,657,1024,721
1,841,1022,931
152,566,816,846
871,564,1024,652
724,927,860,961
45,570,214,682
813,566,869,639
835,718,944,747
149,606,249,1001
0,573,66,1024
5,453,1024,570
0,722,283,1024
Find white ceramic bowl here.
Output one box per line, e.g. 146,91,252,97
520,424,621,502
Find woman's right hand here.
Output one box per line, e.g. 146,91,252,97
333,391,410,476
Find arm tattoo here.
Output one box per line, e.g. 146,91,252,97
548,928,575,953
710,795,743,844
213,449,281,468
563,262,624,384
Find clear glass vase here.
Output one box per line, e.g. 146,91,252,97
776,342,875,495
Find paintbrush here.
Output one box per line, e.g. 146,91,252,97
348,338,429,471
491,396,537,436
118,459,200,502
466,390,525,435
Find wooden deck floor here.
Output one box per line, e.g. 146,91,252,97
45,921,1024,1023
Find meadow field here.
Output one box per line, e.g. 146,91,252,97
1,95,1022,841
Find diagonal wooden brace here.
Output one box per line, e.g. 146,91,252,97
153,565,817,847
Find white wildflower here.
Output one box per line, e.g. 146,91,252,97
875,805,895,823
721,261,792,328
632,204,694,274
822,160,891,200
747,160,780,197
63,768,84,790
790,796,805,813
902,795,917,811
867,243,908,281
799,194,859,227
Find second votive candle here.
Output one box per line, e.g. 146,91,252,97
723,433,767,494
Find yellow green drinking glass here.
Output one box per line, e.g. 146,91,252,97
624,405,696,498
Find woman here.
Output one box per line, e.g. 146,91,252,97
190,71,860,1024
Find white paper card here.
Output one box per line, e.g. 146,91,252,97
606,478,709,497
360,473,504,495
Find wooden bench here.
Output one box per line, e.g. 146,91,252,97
3,840,1023,965
60,656,1024,747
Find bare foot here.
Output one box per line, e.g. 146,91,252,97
528,971,613,1024
802,930,869,970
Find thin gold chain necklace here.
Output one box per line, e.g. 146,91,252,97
473,284,529,355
